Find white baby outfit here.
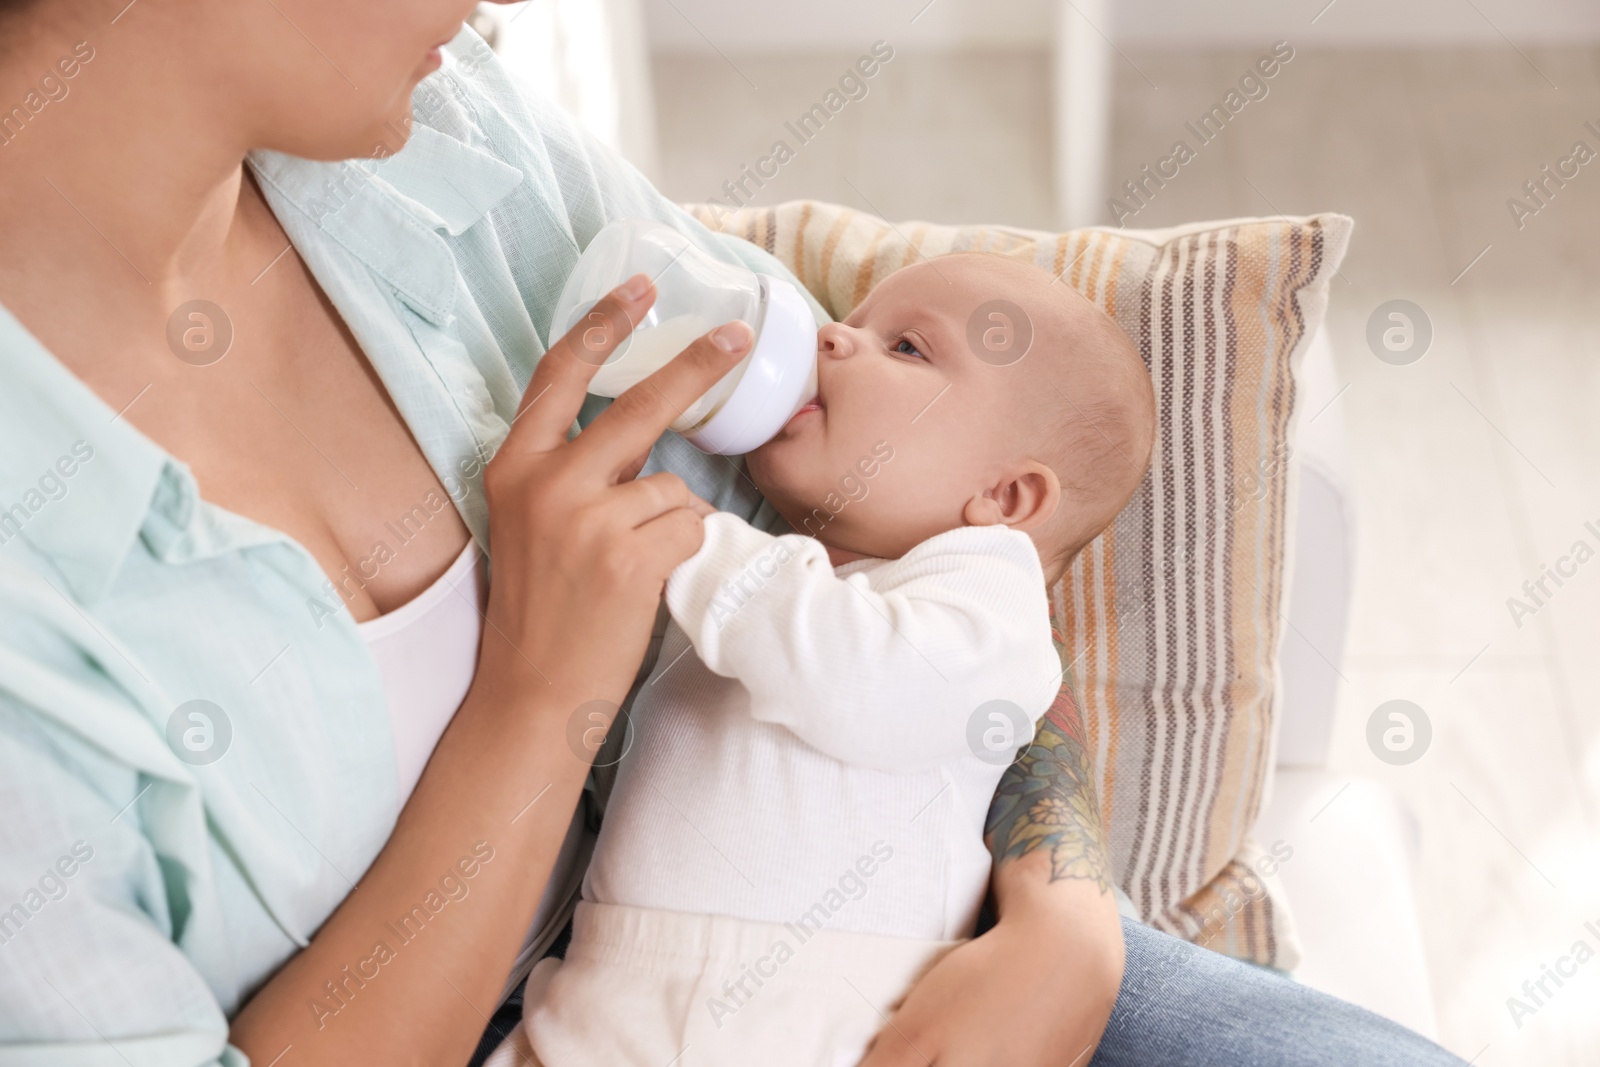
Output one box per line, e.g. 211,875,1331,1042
495,513,1060,1067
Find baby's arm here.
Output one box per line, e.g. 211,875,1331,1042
664,512,1060,771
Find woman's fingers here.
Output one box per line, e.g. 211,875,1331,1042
631,503,710,575
617,446,654,485
575,320,753,477
607,471,704,530
502,275,655,455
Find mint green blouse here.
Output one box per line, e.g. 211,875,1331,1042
0,29,821,1066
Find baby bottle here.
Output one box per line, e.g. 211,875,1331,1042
550,219,819,455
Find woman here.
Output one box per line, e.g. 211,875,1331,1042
0,2,1465,1064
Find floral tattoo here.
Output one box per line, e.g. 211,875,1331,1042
984,669,1113,892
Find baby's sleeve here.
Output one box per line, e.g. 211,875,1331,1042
664,513,1061,772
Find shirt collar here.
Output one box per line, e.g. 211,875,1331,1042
0,305,180,603
247,120,525,326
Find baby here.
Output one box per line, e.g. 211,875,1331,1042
500,252,1155,1066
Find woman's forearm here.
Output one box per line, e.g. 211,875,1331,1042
985,693,1113,894
986,693,1124,1042
228,645,597,1066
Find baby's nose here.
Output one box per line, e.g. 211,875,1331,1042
817,322,858,359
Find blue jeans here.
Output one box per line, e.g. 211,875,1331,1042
468,917,1467,1066
1090,918,1467,1066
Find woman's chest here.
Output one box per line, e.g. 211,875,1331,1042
111,259,473,620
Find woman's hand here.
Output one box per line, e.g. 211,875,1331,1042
478,273,752,704
231,276,753,1067
858,861,1124,1066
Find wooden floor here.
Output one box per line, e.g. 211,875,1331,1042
652,44,1600,1067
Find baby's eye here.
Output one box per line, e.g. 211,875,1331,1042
892,337,927,361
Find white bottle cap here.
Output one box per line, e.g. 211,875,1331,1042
681,276,819,456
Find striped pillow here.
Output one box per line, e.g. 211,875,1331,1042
685,200,1352,969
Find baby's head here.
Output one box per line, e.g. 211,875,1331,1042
748,252,1155,582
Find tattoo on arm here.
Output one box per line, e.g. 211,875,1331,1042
984,671,1113,891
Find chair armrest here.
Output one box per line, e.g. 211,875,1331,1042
1277,325,1355,769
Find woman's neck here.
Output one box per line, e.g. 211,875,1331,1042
0,17,255,308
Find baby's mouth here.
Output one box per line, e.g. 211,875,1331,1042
793,395,823,416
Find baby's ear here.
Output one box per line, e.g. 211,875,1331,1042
962,461,1061,532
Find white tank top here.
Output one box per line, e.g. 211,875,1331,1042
357,541,488,796
358,541,590,975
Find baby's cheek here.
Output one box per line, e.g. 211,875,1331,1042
838,472,870,503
